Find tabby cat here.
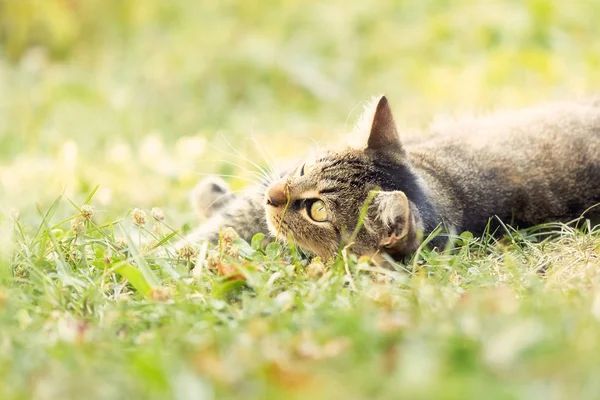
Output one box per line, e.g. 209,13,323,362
185,96,600,260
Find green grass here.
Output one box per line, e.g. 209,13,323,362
2,1,600,399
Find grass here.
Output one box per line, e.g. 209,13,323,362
2,1,600,399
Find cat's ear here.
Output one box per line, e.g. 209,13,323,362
371,190,420,255
367,96,402,152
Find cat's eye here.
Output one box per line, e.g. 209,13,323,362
299,163,305,176
308,199,328,222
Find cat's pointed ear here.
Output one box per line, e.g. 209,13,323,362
370,190,420,256
367,96,402,152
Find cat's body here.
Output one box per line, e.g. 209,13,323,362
410,101,600,235
186,97,600,260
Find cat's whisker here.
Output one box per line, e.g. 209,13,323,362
188,172,259,185
248,119,277,179
284,134,327,165
203,143,270,186
249,134,280,182
219,159,269,186
289,133,322,149
220,135,275,185
344,99,370,132
247,120,279,180
211,139,274,186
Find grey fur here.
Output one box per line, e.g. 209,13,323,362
185,97,600,260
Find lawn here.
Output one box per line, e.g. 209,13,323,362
2,1,600,399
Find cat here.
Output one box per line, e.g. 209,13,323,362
184,96,600,261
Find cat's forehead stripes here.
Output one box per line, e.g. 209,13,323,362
317,155,377,185
318,153,365,170
284,152,372,198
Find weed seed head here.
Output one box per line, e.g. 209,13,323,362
71,217,85,235
151,207,165,222
306,258,325,278
115,237,127,248
206,254,220,272
131,208,147,226
221,227,239,247
80,205,95,220
179,243,198,259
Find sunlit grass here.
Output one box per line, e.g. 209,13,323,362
4,192,600,399
2,0,600,399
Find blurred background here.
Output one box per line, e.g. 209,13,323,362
1,0,600,225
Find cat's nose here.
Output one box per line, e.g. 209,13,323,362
266,182,288,207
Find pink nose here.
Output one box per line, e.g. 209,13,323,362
266,182,289,207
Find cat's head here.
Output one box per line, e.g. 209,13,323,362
264,96,423,260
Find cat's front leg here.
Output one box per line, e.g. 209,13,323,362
379,200,422,257
368,191,423,258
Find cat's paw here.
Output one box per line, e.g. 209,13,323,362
371,190,422,257
190,177,235,219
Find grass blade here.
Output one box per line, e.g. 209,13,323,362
119,226,160,289
112,261,152,297
84,185,100,205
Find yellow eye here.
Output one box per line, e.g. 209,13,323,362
308,200,328,222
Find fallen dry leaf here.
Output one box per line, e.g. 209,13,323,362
375,311,410,334
266,361,313,390
149,287,172,302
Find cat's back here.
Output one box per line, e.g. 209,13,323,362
406,100,600,231
409,99,600,167
422,99,600,147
